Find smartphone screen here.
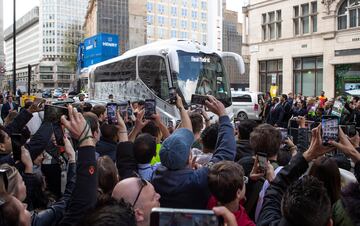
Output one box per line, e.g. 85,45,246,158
322,116,339,145
11,134,23,162
169,87,177,104
44,105,69,123
191,94,208,105
145,99,156,119
279,128,288,142
107,103,118,124
53,123,65,147
150,208,221,226
257,152,267,171
119,102,128,118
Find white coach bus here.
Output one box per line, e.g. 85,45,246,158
87,39,245,123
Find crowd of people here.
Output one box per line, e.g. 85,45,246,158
0,90,359,226
260,91,360,128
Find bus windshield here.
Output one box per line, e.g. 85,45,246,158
175,50,232,107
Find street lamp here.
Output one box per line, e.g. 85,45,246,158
12,0,16,95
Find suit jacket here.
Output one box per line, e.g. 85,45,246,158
266,103,284,126
1,101,18,120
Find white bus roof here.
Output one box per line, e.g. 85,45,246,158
87,39,218,71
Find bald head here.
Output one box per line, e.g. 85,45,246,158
112,177,140,204
112,177,161,226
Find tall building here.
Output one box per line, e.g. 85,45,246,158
0,0,5,77
129,0,147,49
4,7,39,91
146,0,223,51
84,0,129,54
244,0,360,97
222,1,246,89
4,0,88,91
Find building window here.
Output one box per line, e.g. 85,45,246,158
293,2,317,36
182,8,187,17
201,23,207,32
201,1,207,10
147,15,153,25
181,20,187,29
293,56,323,96
171,6,177,16
158,4,165,14
259,60,283,95
201,12,207,20
147,2,153,12
158,16,165,26
171,18,177,28
261,10,282,41
337,0,360,30
192,10,197,19
171,30,177,38
192,0,197,8
191,21,197,30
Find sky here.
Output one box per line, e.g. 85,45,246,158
3,0,246,30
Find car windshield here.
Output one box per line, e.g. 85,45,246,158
174,50,232,107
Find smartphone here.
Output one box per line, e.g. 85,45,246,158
191,94,209,105
53,123,65,147
341,124,357,137
44,105,69,124
33,98,46,109
168,87,177,105
321,116,339,145
257,152,267,172
150,208,222,226
11,134,23,162
278,128,288,142
145,99,156,119
107,103,118,124
119,102,128,118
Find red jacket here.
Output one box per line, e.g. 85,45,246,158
207,196,255,226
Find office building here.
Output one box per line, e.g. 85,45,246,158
0,0,5,77
84,0,129,54
4,0,88,91
222,2,246,89
244,0,360,97
146,0,223,51
4,7,39,91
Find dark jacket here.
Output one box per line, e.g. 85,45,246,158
257,152,310,226
96,137,117,162
267,104,284,126
59,147,97,226
116,141,138,179
30,163,76,226
25,122,54,161
235,140,253,162
1,101,18,120
0,109,33,166
281,101,292,127
152,116,236,209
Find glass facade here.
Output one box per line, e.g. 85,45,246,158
259,60,283,95
293,56,323,96
97,0,129,53
335,64,360,96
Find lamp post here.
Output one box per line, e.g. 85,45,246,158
12,0,16,95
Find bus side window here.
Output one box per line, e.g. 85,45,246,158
138,55,169,100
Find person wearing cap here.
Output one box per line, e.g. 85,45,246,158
152,94,236,209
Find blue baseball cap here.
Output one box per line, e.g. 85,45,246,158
160,128,195,170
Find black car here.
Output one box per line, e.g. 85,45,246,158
42,89,52,98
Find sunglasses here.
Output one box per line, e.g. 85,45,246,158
132,174,148,207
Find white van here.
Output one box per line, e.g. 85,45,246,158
232,91,264,121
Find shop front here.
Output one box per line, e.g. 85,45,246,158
335,64,360,97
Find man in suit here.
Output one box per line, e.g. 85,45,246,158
1,95,18,120
280,94,292,128
266,97,284,127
